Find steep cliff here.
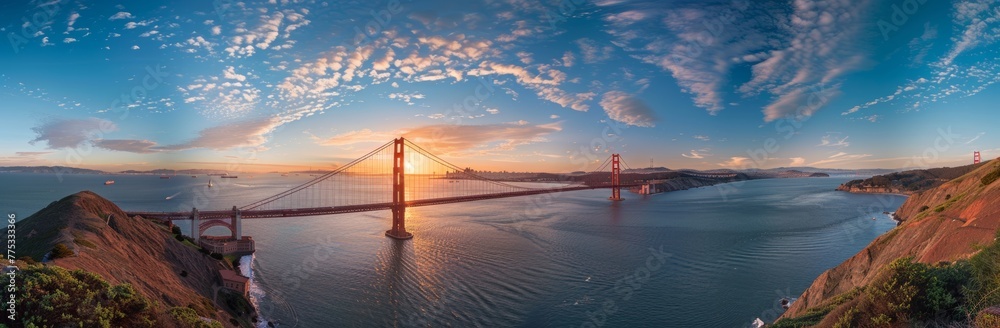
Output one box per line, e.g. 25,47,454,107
15,191,254,327
778,158,1000,326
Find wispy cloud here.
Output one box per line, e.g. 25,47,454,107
30,118,116,149
599,91,656,127
818,135,850,148
682,149,711,159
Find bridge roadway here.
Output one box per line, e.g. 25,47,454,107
125,184,643,220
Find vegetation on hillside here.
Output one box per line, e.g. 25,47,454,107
773,229,1000,327
840,162,989,193
18,264,158,327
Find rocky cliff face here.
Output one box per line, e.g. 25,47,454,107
783,159,1000,320
18,191,253,327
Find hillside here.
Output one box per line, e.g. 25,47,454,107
0,165,106,174
14,191,254,327
836,161,990,194
775,159,1000,326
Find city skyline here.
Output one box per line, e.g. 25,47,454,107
2,0,998,173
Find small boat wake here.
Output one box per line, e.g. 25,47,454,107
165,191,182,200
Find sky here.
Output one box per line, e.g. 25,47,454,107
1,0,998,173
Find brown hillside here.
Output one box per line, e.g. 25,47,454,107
18,191,249,326
784,158,1000,319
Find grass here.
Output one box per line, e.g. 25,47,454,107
771,288,863,328
73,238,97,249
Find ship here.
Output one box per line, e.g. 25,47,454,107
221,175,238,179
104,180,115,185
208,179,213,188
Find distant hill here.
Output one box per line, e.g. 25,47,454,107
777,157,1000,327
837,161,991,194
14,191,254,327
0,166,106,174
119,169,227,175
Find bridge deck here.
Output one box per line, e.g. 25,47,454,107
126,185,641,220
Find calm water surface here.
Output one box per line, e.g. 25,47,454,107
0,173,906,327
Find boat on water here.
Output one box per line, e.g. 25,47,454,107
208,179,213,188
221,175,238,178
159,175,170,179
104,180,115,185
281,173,289,177
191,175,197,178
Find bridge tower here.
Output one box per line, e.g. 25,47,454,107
975,151,981,164
610,154,622,201
386,137,414,240
191,208,200,243
231,206,242,240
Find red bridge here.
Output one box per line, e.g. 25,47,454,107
127,138,638,241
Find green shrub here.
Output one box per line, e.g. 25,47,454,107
175,234,185,241
210,253,224,260
50,243,74,259
919,205,930,212
982,166,1000,185
19,265,157,327
74,238,97,249
171,225,182,235
169,307,223,328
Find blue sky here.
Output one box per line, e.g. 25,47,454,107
1,0,998,172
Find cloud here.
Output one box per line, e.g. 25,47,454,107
966,132,986,145
109,12,133,20
682,149,711,159
562,51,575,67
30,118,116,149
738,0,871,122
63,38,77,43
693,135,710,141
808,153,872,167
577,38,613,63
158,117,282,151
599,91,656,127
402,123,562,154
14,152,52,157
789,157,806,166
719,156,750,168
313,129,395,146
92,139,160,153
223,66,247,81
818,135,850,148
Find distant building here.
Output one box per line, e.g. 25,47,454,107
218,269,249,296
199,236,255,255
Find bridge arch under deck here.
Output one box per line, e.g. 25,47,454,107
199,219,235,238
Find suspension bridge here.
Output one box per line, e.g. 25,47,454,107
126,138,642,241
